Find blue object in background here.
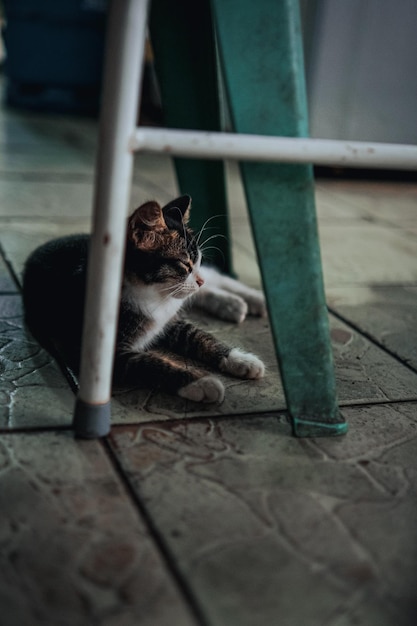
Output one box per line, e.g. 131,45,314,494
2,0,108,115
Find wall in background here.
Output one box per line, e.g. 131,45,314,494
302,0,417,144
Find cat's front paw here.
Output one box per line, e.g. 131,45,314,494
193,288,248,323
210,293,248,323
220,348,265,380
245,292,267,318
178,376,225,403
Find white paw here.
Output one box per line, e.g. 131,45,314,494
216,293,248,323
178,376,225,403
193,287,248,323
220,348,265,380
245,292,267,318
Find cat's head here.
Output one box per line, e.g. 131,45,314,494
125,195,204,299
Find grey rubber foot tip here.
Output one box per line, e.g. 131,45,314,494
73,398,111,439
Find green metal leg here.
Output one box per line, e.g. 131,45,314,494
212,0,347,436
149,0,232,272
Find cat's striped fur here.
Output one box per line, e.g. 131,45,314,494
23,195,265,403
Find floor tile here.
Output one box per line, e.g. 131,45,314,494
310,402,417,624
112,312,283,425
225,161,247,224
317,180,417,228
329,313,417,405
132,154,178,202
0,141,95,174
3,291,417,430
309,401,417,463
223,169,417,292
230,238,262,288
109,408,417,626
328,285,417,370
0,430,197,626
0,256,16,293
0,104,97,150
0,178,173,221
0,219,91,283
315,184,371,221
111,309,417,426
318,223,417,287
0,295,74,429
0,179,94,218
0,106,96,175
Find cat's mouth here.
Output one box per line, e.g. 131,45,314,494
161,277,204,300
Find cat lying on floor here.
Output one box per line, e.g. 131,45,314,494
22,195,266,404
195,265,266,324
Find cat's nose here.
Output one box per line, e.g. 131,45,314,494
195,274,205,288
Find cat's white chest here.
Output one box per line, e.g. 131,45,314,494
123,281,184,351
149,294,183,333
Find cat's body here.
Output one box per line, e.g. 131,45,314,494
23,195,265,403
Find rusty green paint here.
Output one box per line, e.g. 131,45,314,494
149,0,233,273
211,0,346,436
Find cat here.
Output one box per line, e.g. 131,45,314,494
22,195,266,403
195,265,266,324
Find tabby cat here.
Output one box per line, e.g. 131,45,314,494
23,195,265,403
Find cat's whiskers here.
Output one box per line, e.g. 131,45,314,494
199,232,227,250
189,226,216,254
200,246,226,266
199,233,228,264
159,283,182,296
200,245,225,255
194,214,225,248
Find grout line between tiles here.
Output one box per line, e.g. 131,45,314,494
0,239,81,393
0,170,94,182
338,397,417,410
0,424,72,435
0,215,91,223
326,281,417,289
100,436,211,626
328,305,417,376
0,240,22,291
2,398,417,436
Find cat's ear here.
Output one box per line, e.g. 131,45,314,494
127,201,167,249
162,195,191,224
128,201,167,232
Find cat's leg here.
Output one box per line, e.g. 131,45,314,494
178,376,225,403
114,349,225,403
194,265,266,322
160,320,265,380
192,284,249,323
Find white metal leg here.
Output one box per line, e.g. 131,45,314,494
73,0,150,438
131,127,417,170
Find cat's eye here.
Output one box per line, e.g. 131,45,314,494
177,260,192,274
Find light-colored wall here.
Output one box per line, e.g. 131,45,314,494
304,0,417,144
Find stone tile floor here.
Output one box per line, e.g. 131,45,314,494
0,96,417,625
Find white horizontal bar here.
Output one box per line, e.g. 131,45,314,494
131,127,417,170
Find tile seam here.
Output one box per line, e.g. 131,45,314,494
328,305,417,376
100,436,211,626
